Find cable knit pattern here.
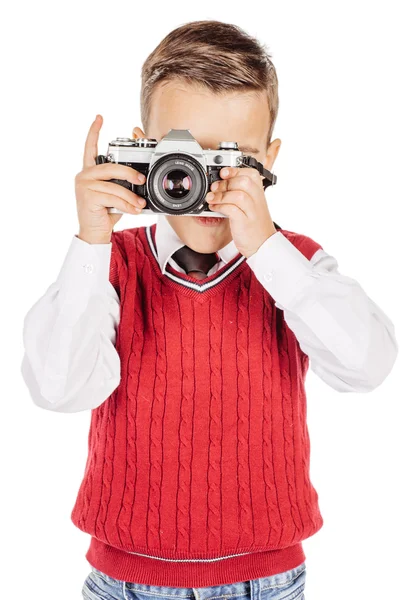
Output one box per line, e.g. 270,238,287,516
75,403,102,529
146,258,167,549
207,294,223,551
115,254,146,549
278,311,304,544
261,293,283,547
236,271,254,548
177,296,191,551
70,222,324,587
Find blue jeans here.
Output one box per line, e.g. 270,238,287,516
82,562,306,600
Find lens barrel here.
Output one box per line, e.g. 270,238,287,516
147,153,208,215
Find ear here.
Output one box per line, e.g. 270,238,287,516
132,126,146,139
263,138,281,172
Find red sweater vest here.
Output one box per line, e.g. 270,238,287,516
70,222,324,587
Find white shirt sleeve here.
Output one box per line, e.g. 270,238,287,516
20,235,121,413
246,232,398,393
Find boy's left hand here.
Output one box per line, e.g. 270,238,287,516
206,167,277,258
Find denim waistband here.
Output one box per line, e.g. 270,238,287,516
91,561,306,600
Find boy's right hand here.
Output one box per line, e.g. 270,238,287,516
75,114,147,244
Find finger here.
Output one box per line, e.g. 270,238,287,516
92,191,144,215
209,201,246,219
220,166,263,184
210,174,261,199
83,114,103,169
87,180,146,210
86,162,146,186
207,189,254,217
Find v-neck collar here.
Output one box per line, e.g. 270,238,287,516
156,214,239,274
140,223,248,302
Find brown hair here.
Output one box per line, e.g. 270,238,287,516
140,20,279,149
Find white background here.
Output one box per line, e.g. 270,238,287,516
2,1,399,598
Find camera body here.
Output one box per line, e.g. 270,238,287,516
95,129,277,218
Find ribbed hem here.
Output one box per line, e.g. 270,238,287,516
86,537,306,587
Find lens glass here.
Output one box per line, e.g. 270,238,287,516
162,170,192,199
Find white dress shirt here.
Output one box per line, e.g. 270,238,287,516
21,215,398,413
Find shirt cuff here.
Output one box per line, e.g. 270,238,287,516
56,235,112,305
246,231,318,310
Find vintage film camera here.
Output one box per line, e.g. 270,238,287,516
95,129,277,218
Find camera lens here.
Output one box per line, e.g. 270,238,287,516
162,170,193,199
147,153,208,215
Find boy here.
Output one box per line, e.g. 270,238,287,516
21,19,398,600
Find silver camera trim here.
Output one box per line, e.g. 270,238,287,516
105,129,247,217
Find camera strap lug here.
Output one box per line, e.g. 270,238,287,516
238,155,277,190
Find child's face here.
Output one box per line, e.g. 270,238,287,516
132,79,280,253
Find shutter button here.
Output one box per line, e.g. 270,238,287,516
83,263,94,274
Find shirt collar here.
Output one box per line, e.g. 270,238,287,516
155,214,241,275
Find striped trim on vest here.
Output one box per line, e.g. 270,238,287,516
145,225,246,293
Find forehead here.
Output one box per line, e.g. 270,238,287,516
148,79,270,151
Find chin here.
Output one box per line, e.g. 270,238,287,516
190,215,231,248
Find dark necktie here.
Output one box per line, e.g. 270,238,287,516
171,245,220,280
